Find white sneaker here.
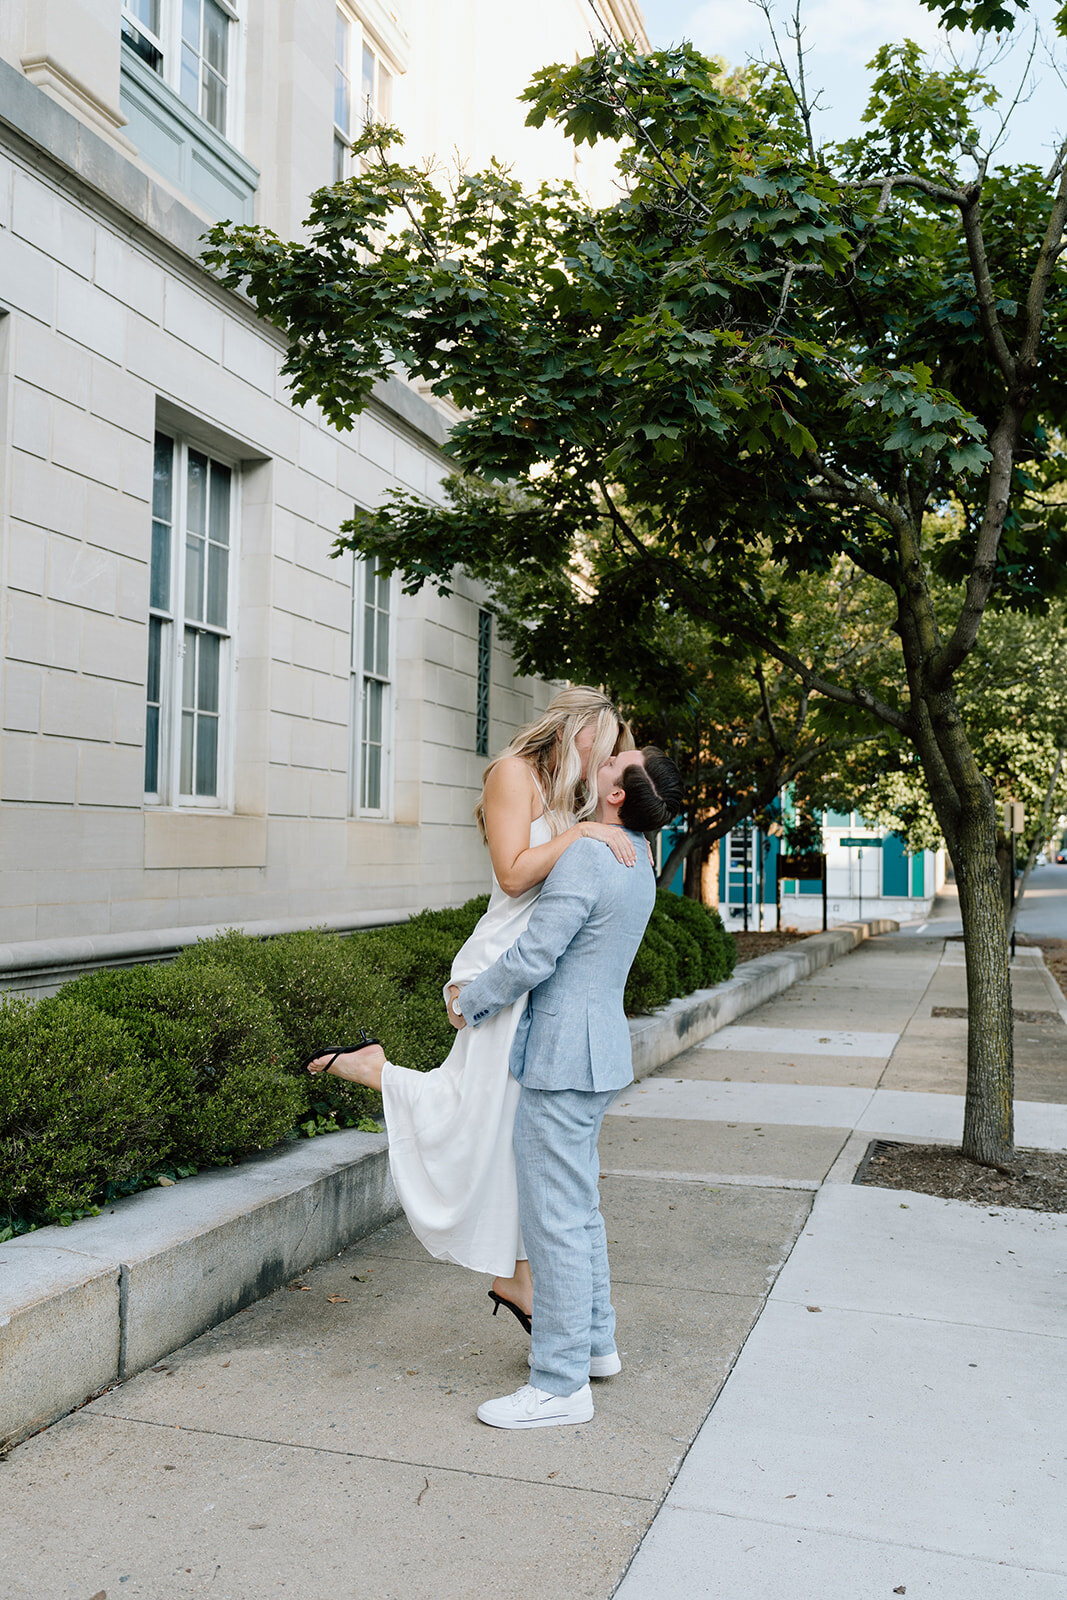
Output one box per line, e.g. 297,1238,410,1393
477,1382,594,1429
527,1350,621,1378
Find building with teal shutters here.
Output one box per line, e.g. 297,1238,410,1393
715,808,944,929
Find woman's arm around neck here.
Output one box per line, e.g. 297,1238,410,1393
483,756,636,897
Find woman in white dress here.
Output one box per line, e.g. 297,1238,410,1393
305,688,635,1329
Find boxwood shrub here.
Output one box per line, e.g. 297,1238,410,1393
0,888,732,1233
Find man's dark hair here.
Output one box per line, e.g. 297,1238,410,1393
618,747,684,834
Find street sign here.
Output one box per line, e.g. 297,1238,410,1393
776,853,827,933
840,837,881,849
778,854,826,879
1003,801,1025,835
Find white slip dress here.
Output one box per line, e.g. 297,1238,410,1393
378,812,552,1275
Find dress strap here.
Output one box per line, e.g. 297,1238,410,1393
528,764,548,819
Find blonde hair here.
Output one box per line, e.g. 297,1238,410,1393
476,686,634,840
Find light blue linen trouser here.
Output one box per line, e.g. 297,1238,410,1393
514,1085,620,1397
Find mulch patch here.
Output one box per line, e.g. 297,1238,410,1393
732,929,816,965
1030,937,1067,998
857,1141,1067,1213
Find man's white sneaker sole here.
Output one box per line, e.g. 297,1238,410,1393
477,1382,594,1429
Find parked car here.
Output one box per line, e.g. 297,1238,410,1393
1056,849,1067,864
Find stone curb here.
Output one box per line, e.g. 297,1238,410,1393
0,917,897,1451
629,918,899,1081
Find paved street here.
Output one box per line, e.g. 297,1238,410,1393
1014,860,1067,941
1,929,1064,1599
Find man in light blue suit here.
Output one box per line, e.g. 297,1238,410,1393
452,746,684,1429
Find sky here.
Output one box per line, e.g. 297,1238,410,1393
634,0,1066,167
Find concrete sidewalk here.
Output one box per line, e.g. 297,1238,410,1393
1,930,1064,1599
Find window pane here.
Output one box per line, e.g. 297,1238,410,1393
180,708,195,792
152,436,173,609
182,628,197,708
362,678,383,810
144,704,160,792
187,450,207,534
145,614,163,793
197,632,220,713
180,43,199,107
196,714,218,796
153,434,173,520
208,461,230,544
335,65,348,135
202,65,226,133
378,64,392,121
122,18,164,71
364,680,383,749
363,602,376,674
361,43,375,116
335,9,350,131
185,533,205,621
362,741,381,810
375,604,389,677
146,614,163,703
151,520,171,611
206,543,228,628
203,0,227,74
182,0,201,47
130,0,161,32
333,132,347,183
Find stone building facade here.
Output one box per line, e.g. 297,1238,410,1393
0,1,648,983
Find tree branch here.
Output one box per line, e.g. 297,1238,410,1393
959,192,1018,385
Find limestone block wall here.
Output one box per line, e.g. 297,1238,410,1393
0,0,650,964
0,85,549,951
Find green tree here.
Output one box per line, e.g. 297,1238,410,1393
475,494,897,893
810,600,1067,899
204,25,1067,1167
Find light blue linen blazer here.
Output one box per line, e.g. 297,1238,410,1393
457,834,655,1092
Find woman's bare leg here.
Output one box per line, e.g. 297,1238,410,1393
307,1043,386,1094
491,1257,532,1318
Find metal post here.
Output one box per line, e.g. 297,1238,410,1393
1010,831,1017,963
858,847,863,925
742,820,750,934
757,831,765,934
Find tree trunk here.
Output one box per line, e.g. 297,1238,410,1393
994,837,1013,919
903,641,1016,1168
684,838,708,900
950,793,1015,1167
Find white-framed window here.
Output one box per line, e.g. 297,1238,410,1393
333,3,394,180
122,0,239,138
350,557,393,816
145,431,237,807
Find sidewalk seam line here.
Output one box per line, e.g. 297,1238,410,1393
83,1410,659,1501
652,1502,1067,1576
765,1299,1067,1340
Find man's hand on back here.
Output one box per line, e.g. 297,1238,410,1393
446,984,467,1030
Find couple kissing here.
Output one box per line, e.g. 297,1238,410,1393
306,690,684,1429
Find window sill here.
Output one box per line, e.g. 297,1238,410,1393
119,42,258,222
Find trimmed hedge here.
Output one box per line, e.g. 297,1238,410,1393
623,891,735,1016
0,889,731,1234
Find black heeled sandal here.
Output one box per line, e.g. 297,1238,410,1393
488,1289,532,1335
301,1030,382,1075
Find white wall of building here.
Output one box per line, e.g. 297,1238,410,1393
0,1,648,964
